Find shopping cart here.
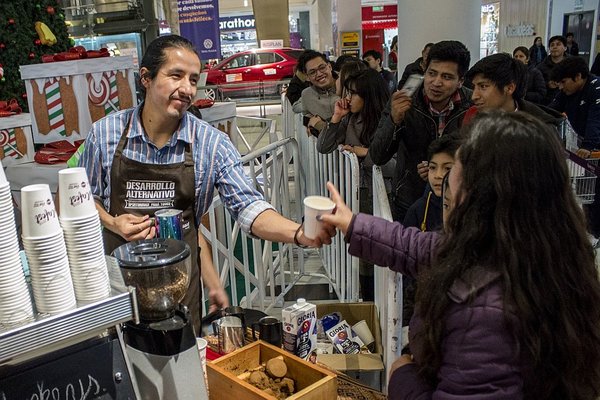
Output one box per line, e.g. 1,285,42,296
566,150,600,204
561,118,600,204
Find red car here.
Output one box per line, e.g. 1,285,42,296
205,48,303,98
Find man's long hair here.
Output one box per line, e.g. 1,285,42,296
416,111,600,399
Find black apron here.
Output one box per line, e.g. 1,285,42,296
104,117,201,333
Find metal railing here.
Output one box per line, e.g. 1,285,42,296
372,166,403,393
200,138,306,313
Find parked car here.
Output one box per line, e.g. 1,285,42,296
204,48,303,99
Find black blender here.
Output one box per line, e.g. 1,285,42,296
112,238,208,400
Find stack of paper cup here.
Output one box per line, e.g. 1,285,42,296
0,164,34,325
21,183,76,314
58,168,110,303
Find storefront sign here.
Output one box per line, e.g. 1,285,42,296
220,15,255,31
341,31,360,48
177,0,221,59
505,24,535,37
260,39,284,49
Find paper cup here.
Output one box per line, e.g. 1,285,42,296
58,168,96,219
303,196,335,240
0,159,7,186
21,184,61,238
197,337,208,375
352,319,375,348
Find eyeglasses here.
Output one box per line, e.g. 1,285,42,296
307,63,330,78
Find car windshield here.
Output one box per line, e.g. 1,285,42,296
285,50,303,60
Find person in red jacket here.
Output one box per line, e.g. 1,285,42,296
321,111,600,399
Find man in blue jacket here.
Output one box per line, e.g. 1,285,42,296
550,56,600,235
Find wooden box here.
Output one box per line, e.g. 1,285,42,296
207,340,337,399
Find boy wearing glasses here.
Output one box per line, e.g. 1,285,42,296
297,50,339,136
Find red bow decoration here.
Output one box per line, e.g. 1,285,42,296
42,47,110,63
0,99,22,117
34,139,85,164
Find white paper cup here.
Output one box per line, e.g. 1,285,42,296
58,168,96,219
0,159,7,186
197,337,208,381
352,319,375,347
303,196,335,240
21,184,61,238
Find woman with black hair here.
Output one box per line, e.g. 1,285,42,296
317,67,392,300
529,36,547,66
513,46,547,104
321,111,600,399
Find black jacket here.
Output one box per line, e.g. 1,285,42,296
369,86,472,220
529,45,547,66
523,64,547,104
550,75,600,150
537,54,570,105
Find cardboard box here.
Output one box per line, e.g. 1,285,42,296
20,57,137,144
207,340,337,399
316,302,384,391
0,113,35,166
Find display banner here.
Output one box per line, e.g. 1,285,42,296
177,0,221,59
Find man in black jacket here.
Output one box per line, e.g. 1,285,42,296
370,40,472,221
549,57,600,236
466,53,564,128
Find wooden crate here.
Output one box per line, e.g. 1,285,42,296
207,340,337,399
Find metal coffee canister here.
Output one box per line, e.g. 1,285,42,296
212,316,244,354
154,209,183,240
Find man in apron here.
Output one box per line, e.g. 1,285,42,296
78,35,334,333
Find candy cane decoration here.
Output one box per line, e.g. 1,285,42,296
0,129,24,158
105,71,120,114
87,72,119,115
45,77,66,136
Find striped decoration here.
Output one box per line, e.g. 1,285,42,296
0,129,20,158
104,71,120,115
45,77,66,136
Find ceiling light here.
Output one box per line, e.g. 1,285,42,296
244,0,248,7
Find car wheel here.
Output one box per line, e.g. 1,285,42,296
204,88,216,100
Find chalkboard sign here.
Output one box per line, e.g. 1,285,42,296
0,336,136,399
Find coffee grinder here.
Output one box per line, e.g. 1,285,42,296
112,238,208,400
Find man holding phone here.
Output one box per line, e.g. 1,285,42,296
369,40,472,221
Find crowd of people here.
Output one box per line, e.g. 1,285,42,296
285,34,600,399
77,32,600,399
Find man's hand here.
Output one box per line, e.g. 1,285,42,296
208,287,230,314
308,115,324,129
390,90,413,125
110,214,156,241
576,148,592,158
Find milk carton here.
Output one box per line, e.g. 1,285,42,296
282,298,317,359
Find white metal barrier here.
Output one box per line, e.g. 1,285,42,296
235,116,281,156
283,96,361,302
200,138,303,314
306,136,361,301
372,166,403,393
